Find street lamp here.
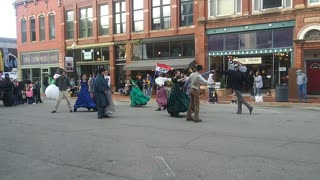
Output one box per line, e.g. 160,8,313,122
71,42,77,78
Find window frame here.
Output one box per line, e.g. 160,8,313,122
21,19,27,43
180,0,194,26
252,0,292,12
39,15,45,41
79,7,93,38
49,13,56,40
30,17,36,42
99,4,109,36
152,0,171,30
132,0,144,32
65,11,74,39
114,0,126,34
209,0,242,17
308,0,320,5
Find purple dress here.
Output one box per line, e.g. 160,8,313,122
156,86,168,107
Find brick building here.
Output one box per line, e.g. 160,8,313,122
14,0,320,96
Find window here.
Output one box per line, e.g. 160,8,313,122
253,0,291,12
132,0,143,31
180,0,193,26
99,4,109,36
66,11,74,39
225,34,239,50
30,17,36,42
209,0,241,17
21,19,27,43
182,40,195,56
49,13,55,40
114,0,126,34
39,15,45,41
152,0,171,30
79,7,93,38
309,0,320,4
273,28,293,47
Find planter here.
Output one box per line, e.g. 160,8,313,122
215,88,232,97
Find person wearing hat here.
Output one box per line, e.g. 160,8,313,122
94,68,110,119
51,70,73,113
296,69,308,103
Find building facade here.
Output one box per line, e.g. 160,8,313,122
0,37,18,74
14,0,320,96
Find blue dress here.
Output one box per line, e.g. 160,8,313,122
74,80,96,111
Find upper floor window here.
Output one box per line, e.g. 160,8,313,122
180,0,193,26
253,0,291,12
39,15,45,41
21,19,27,43
30,17,36,42
132,0,143,32
309,0,320,4
79,7,93,38
49,13,56,40
65,11,74,39
99,4,109,36
152,0,171,30
114,0,126,34
209,0,241,17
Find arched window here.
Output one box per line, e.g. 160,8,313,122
30,17,36,42
304,29,320,41
21,18,27,43
49,13,55,40
39,15,45,41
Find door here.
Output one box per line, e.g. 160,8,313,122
306,61,320,95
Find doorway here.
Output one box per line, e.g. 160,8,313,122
306,60,320,95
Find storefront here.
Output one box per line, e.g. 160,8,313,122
207,21,294,90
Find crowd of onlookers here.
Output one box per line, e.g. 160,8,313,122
0,70,42,107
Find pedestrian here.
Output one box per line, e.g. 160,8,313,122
155,73,171,111
94,68,110,119
254,71,263,96
186,65,213,122
34,80,42,103
296,69,308,103
51,70,73,113
207,73,216,103
222,65,253,115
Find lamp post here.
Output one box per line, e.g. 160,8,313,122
71,42,77,79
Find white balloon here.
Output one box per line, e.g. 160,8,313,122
45,84,59,99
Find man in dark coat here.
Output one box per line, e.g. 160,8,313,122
94,68,110,119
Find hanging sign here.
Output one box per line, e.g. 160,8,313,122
65,57,74,72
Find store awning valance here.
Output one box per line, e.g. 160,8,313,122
208,47,293,56
123,58,195,71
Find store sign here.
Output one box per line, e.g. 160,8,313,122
279,67,287,71
83,51,92,60
234,57,262,64
65,57,74,72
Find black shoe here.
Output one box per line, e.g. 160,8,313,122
103,114,110,118
249,107,253,115
186,117,194,121
98,116,103,119
51,110,56,113
155,108,161,111
194,119,202,123
70,110,73,112
74,108,77,112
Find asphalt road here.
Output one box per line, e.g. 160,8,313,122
1,99,320,180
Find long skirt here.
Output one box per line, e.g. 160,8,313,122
156,86,168,107
105,90,115,116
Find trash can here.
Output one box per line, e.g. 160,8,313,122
275,84,288,102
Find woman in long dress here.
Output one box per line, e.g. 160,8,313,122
155,73,171,111
167,71,190,117
130,76,150,107
73,74,96,112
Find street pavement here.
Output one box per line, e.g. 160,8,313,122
1,97,320,180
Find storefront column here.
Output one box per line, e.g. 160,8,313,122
109,45,116,92
194,0,207,69
294,42,304,69
125,42,132,79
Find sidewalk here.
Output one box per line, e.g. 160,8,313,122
111,93,320,107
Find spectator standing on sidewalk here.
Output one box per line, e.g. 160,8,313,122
296,69,308,103
51,70,73,113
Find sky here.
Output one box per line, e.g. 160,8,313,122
0,0,17,38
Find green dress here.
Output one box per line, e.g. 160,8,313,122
167,77,190,117
130,80,150,107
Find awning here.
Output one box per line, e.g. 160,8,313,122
123,58,195,71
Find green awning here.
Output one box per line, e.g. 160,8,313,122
123,58,195,71
208,47,293,56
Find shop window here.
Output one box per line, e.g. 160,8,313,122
208,35,224,51
273,28,293,47
180,0,193,26
240,32,257,49
146,43,154,58
115,45,126,59
22,69,31,81
79,7,93,38
225,34,239,50
170,41,182,57
30,17,36,42
182,40,195,56
102,47,110,61
154,42,169,57
114,0,126,34
209,0,241,17
66,11,74,39
309,0,320,4
253,0,291,12
133,44,148,60
132,0,144,32
152,0,171,30
39,15,45,41
99,4,109,36
49,13,55,40
256,31,272,49
21,19,27,43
